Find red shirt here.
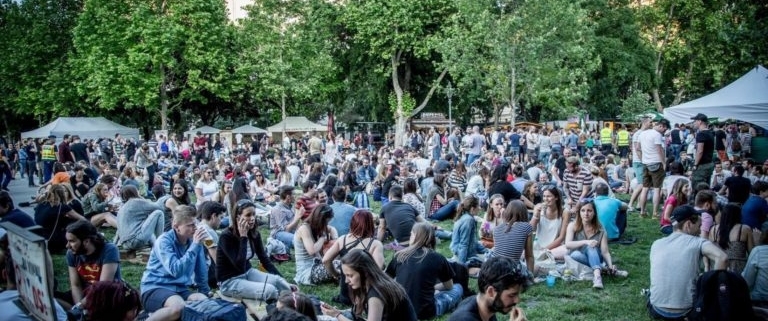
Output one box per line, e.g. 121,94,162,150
193,136,207,150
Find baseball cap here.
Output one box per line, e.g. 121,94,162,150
671,205,701,225
690,113,708,122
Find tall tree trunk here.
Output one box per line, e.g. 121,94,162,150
670,61,694,107
652,3,675,110
509,66,517,127
392,52,406,149
160,64,169,130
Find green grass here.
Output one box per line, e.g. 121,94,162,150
53,195,663,321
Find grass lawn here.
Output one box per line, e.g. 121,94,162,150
52,194,661,321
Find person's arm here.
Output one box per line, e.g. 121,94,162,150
524,233,534,273
377,218,387,241
68,266,85,303
745,226,754,253
322,236,343,278
64,209,87,222
718,184,727,196
165,198,179,210
454,221,469,264
656,144,666,171
434,279,454,291
252,231,281,275
298,225,326,256
661,201,674,224
366,296,385,321
194,245,211,295
547,210,570,250
157,232,204,277
529,204,542,230
371,241,385,269
599,232,613,267
702,241,728,270
742,250,760,289
284,207,304,233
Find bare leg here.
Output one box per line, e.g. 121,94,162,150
638,187,649,216
146,295,184,321
651,188,661,217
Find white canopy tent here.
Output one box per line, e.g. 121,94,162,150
231,124,268,134
663,65,768,129
267,117,326,137
21,117,139,141
184,126,221,137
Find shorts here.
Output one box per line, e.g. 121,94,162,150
632,162,644,186
141,288,193,313
642,163,665,188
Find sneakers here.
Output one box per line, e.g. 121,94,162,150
593,274,603,289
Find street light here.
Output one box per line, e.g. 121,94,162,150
446,81,454,133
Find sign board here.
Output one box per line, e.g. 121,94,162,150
1,222,57,321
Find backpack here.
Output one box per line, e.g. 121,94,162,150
689,270,755,321
730,134,742,152
353,191,370,209
181,299,246,321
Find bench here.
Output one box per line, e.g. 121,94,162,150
217,293,268,321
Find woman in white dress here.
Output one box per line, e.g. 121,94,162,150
324,132,338,164
530,186,569,259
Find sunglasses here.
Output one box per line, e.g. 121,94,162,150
236,199,256,212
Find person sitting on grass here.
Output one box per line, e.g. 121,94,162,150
320,249,417,321
378,186,426,249
490,200,534,274
529,186,569,259
34,184,87,253
140,205,209,321
65,220,121,306
709,203,753,273
564,200,619,289
294,204,339,285
81,183,119,228
270,185,303,252
660,179,690,235
386,222,463,320
217,199,294,302
0,191,35,228
116,185,165,252
593,183,628,242
743,225,768,313
81,281,141,321
448,256,529,321
450,195,483,265
158,179,191,231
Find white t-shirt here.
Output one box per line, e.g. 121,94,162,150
631,129,645,163
195,179,219,204
638,129,664,165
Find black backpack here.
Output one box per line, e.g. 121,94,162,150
689,270,755,321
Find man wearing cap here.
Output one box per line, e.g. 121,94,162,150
40,135,58,183
648,205,727,319
637,118,670,218
690,113,715,189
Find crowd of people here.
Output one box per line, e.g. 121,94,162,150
0,113,766,321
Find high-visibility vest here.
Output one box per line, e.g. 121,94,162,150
600,127,613,145
617,130,630,146
41,144,56,161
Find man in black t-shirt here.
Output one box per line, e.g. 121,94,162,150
714,123,727,162
720,165,751,204
670,124,682,162
690,114,715,189
70,136,90,164
448,256,529,321
377,186,424,245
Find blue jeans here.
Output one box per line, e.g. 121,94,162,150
43,160,54,183
539,151,551,163
569,246,603,270
429,199,459,221
274,231,294,253
435,284,463,317
219,269,291,301
467,154,480,166
432,148,441,161
670,144,681,162
435,229,452,240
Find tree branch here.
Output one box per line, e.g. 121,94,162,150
408,67,449,119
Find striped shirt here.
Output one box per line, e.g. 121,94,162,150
491,222,533,260
563,167,593,201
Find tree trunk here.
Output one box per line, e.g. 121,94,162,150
509,66,517,127
392,52,406,149
652,3,675,110
159,64,169,130
670,61,694,107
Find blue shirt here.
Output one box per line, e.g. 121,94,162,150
594,195,623,239
450,213,479,264
741,194,768,229
329,202,356,236
1,208,35,228
140,229,209,295
510,134,520,148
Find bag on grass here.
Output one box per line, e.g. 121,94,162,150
689,270,755,321
181,299,246,321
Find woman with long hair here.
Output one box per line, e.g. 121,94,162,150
565,201,616,289
402,178,425,217
321,249,417,321
492,200,534,273
81,281,140,321
217,199,294,301
465,166,490,200
322,209,384,306
660,179,690,235
487,164,521,204
161,179,191,231
307,163,324,186
480,194,506,249
276,291,318,321
447,162,468,192
275,161,293,187
194,167,219,206
81,183,119,228
449,195,482,265
520,180,541,210
212,180,232,207
34,184,87,253
321,174,339,205
530,186,569,258
386,222,462,320
227,177,251,216
250,168,278,203
709,203,753,273
294,204,338,285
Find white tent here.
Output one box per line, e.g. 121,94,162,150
664,65,768,129
231,124,267,134
267,117,326,134
21,117,139,141
184,126,221,136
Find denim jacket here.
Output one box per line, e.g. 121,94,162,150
356,165,376,184
140,229,210,295
450,212,479,264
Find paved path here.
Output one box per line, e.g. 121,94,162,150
6,173,42,216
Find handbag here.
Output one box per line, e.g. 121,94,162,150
647,163,661,172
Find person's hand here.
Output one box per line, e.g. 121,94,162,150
193,228,208,244
320,302,341,318
509,307,528,321
289,284,299,292
588,240,598,248
237,218,250,238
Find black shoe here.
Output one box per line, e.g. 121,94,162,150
19,202,30,207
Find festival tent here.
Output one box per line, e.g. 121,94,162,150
231,124,268,134
663,65,768,130
21,117,139,141
267,117,326,134
184,126,221,136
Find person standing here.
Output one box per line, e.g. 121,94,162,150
637,119,670,218
690,113,715,190
616,125,630,159
648,205,727,319
467,126,486,166
669,124,683,162
600,125,614,156
428,127,442,162
41,135,58,183
70,136,89,165
58,134,74,164
714,123,728,162
23,139,38,187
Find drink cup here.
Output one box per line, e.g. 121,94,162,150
546,275,556,288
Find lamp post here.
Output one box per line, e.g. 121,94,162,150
446,81,454,133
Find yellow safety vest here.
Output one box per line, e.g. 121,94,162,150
41,144,56,161
617,130,630,146
600,127,613,145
